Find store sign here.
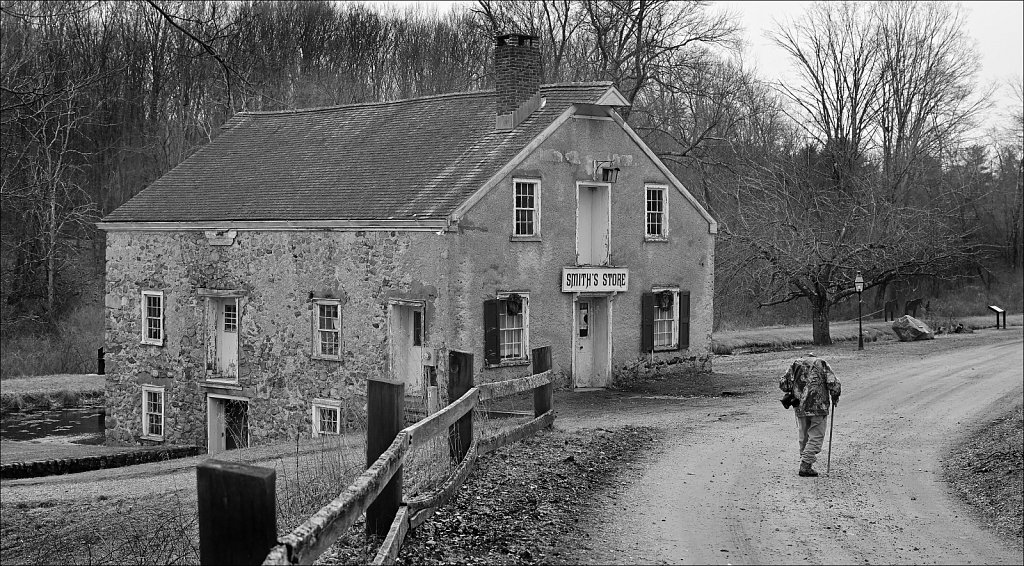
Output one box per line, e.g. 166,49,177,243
561,267,629,293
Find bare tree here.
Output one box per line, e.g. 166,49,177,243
769,1,881,192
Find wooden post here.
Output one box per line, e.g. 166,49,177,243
366,379,404,538
532,346,552,417
97,347,104,375
197,459,277,566
447,350,473,465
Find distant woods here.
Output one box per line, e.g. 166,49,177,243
1,0,1021,344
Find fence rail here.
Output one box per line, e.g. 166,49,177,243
235,348,554,566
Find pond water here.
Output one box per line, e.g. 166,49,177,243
0,403,105,444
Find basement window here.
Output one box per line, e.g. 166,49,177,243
141,290,165,346
312,401,341,436
142,385,165,440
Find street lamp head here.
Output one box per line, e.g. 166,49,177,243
855,271,864,293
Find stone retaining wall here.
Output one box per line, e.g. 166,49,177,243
0,445,200,480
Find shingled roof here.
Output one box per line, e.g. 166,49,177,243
101,82,618,224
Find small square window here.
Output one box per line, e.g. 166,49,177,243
141,291,164,345
142,386,165,439
313,402,341,435
312,299,342,360
223,302,237,333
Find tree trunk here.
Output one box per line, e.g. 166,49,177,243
48,184,56,317
811,296,832,345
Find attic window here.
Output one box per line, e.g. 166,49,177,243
513,179,539,238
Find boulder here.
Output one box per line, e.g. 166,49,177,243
892,315,935,342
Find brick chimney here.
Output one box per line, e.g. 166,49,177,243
495,33,541,129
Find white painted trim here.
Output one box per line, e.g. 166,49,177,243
311,400,343,436
311,298,343,361
511,177,541,238
575,181,613,266
140,290,165,346
207,392,250,402
450,105,578,221
595,86,631,107
608,110,718,234
141,385,165,440
495,291,530,363
651,286,681,350
98,219,449,232
644,184,669,240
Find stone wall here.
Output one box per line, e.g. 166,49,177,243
104,230,449,448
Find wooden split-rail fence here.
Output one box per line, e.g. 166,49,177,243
197,346,555,565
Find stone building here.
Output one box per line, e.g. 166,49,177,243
98,34,717,452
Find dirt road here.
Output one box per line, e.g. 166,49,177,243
564,329,1024,565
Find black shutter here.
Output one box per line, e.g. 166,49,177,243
641,293,655,352
483,299,500,365
678,290,691,350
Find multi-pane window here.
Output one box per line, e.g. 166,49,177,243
513,180,538,236
313,299,342,360
142,386,164,439
313,403,340,435
498,295,527,360
142,291,164,345
223,302,238,333
653,292,676,348
646,186,666,239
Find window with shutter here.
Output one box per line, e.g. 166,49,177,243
641,292,655,352
483,299,500,365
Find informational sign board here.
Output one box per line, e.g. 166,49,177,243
561,267,629,293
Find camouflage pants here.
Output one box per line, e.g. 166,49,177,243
796,414,828,465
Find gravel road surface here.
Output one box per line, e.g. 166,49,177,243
565,329,1023,565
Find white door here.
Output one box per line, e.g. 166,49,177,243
216,299,238,377
389,303,424,394
207,396,226,454
574,297,610,388
577,184,610,265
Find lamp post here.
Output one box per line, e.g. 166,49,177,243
855,271,865,350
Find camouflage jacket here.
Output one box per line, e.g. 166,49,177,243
779,354,842,417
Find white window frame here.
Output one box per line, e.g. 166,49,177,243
652,287,679,350
312,399,342,436
511,178,541,239
141,290,165,346
496,291,530,362
141,385,165,440
312,298,342,361
645,184,669,241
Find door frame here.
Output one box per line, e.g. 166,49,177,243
575,181,612,266
571,293,614,388
386,299,426,392
206,393,249,454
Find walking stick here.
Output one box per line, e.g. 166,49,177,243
826,405,836,474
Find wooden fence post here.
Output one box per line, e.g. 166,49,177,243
366,379,404,538
197,459,276,566
447,350,473,464
532,346,552,418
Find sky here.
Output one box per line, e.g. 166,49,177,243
373,1,1023,135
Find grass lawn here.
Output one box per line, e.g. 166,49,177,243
0,441,137,466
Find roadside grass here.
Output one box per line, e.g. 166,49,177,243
711,313,1023,355
944,400,1024,546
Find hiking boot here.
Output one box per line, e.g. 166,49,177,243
798,462,819,477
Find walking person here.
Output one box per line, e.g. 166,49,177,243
779,353,842,477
